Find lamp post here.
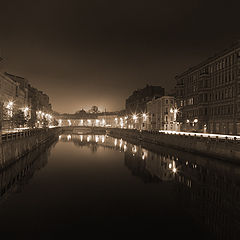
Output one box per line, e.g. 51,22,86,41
170,107,179,131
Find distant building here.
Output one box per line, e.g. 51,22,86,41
98,113,118,128
98,110,127,128
126,84,165,114
125,85,165,130
147,96,180,131
176,41,240,134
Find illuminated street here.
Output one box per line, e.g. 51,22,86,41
158,130,240,140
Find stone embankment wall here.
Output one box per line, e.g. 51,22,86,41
0,127,61,167
109,128,240,163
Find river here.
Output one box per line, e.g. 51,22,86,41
0,133,239,239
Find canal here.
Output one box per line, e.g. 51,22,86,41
0,133,239,239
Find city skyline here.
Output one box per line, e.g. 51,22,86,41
0,0,240,113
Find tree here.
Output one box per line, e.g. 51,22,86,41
90,106,99,114
12,110,26,128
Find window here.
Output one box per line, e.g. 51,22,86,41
166,99,168,104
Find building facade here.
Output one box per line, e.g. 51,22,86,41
0,71,53,129
146,96,180,131
176,41,240,134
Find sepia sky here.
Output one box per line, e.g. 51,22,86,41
0,0,239,113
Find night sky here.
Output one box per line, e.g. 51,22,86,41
0,0,239,113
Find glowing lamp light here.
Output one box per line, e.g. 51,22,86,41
6,101,14,109
142,113,147,121
186,119,190,123
194,119,198,123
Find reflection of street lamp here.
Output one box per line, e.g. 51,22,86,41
169,160,177,173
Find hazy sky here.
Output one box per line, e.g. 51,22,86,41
0,0,239,113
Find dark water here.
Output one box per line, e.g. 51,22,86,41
0,134,240,239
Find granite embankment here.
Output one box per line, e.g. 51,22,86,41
108,128,240,163
0,127,61,167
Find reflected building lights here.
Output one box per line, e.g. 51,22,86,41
141,149,148,160
132,145,137,153
119,139,123,148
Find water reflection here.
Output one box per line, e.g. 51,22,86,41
59,134,127,153
123,139,240,240
0,140,56,203
124,142,177,182
58,134,240,239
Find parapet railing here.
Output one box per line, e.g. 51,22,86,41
1,127,61,143
108,128,240,144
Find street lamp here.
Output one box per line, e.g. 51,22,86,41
6,100,14,117
133,114,137,122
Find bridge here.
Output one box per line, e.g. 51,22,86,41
61,126,107,135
